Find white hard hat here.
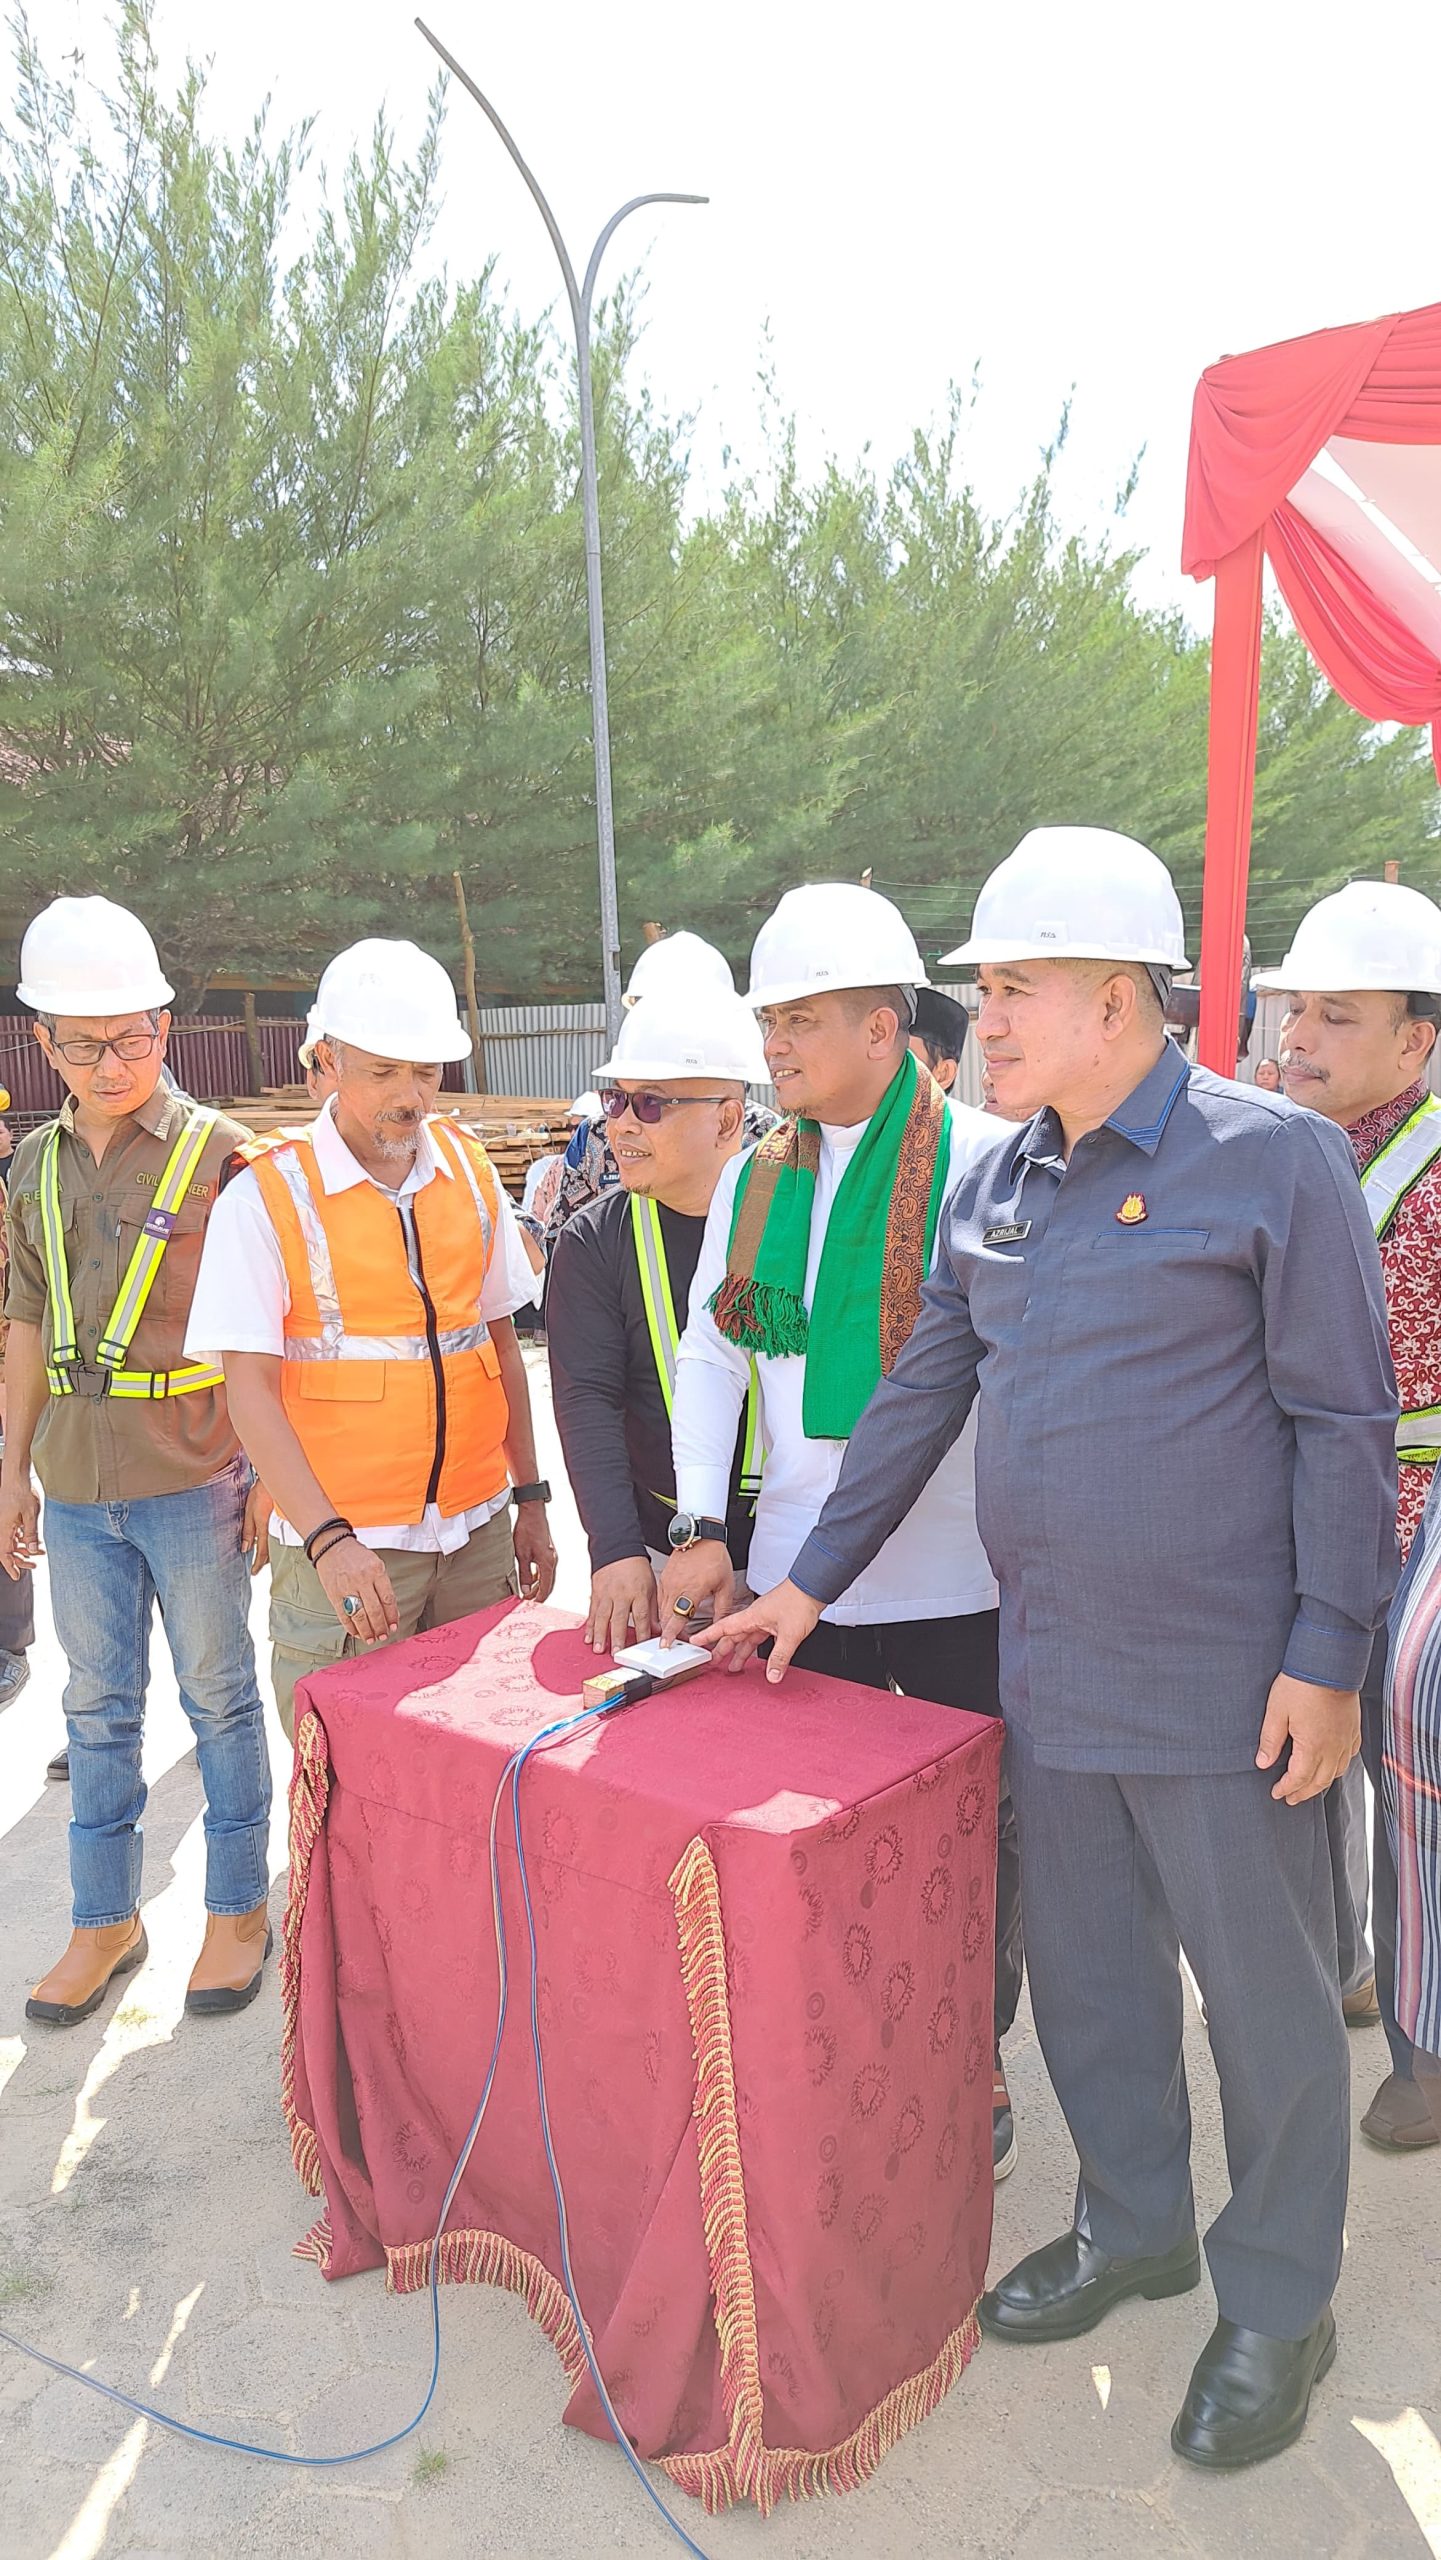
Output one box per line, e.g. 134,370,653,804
624,931,735,1008
569,1090,602,1121
311,939,472,1064
17,896,174,1015
1251,880,1441,996
296,1003,323,1072
746,884,925,1013
594,990,769,1085
944,827,1188,970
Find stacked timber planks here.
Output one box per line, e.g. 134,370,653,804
220,1091,574,1201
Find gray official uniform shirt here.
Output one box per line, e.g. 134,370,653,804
791,1041,1399,1775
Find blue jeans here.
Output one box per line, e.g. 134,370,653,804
45,1458,272,1927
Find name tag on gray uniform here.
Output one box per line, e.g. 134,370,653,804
983,1221,1032,1246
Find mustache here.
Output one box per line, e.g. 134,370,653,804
1279,1053,1325,1080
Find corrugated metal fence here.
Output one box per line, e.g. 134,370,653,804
476,1002,608,1103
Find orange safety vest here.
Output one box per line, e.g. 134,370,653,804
243,1116,510,1529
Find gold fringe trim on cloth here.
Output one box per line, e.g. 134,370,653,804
385,2228,592,2387
663,1830,981,2516
279,1705,330,2199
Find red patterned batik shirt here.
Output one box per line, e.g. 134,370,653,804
1349,1079,1441,1560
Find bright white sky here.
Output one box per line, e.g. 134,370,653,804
24,0,1441,619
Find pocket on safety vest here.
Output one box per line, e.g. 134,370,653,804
293,1365,386,1402
476,1339,501,1380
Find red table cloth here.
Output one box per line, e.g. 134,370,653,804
280,1600,1002,2515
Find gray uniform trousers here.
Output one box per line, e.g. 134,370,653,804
1008,1727,1349,2340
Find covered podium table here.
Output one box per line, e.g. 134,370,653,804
280,1599,1001,2514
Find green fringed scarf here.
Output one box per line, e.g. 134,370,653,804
709,1049,952,1439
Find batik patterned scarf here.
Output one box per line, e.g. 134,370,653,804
709,1049,952,1439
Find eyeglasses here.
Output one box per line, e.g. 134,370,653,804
598,1087,730,1127
47,1031,160,1067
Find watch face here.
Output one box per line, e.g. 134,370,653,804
667,1513,695,1551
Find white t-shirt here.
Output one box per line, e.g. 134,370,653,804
673,1096,999,1626
185,1101,541,1555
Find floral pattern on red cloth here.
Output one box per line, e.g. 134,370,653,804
1348,1080,1441,1559
281,1599,1001,2513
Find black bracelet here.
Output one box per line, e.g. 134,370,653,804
510,1479,552,1506
303,1515,353,1561
308,1528,357,1570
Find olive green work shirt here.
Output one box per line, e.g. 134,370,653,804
4,1086,248,1504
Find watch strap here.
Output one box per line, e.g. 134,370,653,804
510,1479,552,1506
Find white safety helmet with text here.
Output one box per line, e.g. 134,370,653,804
944,827,1188,970
595,990,769,1085
310,939,473,1064
18,896,175,1016
624,931,735,1009
746,884,926,1015
1251,880,1441,996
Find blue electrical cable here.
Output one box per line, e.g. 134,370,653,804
0,1685,711,2557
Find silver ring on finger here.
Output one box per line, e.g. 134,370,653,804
342,1595,362,1618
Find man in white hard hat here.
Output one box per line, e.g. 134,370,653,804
1257,878,1441,2156
657,882,1024,2179
547,989,768,1651
547,935,771,1242
0,897,273,2025
701,829,1398,2470
185,939,555,1740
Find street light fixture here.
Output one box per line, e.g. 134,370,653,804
416,21,707,1038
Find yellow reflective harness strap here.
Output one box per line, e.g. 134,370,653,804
631,1194,679,1419
97,1108,217,1369
38,1126,82,1394
740,1359,763,1497
630,1193,763,1495
39,1106,223,1401
1398,1403,1441,1467
1360,1096,1441,1473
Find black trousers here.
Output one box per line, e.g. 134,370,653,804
1325,1628,1412,2075
790,1608,1023,2049
0,1561,34,1655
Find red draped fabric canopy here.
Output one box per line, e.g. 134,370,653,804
1182,303,1441,1068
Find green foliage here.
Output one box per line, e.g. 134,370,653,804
0,5,1434,1004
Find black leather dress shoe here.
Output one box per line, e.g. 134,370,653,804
979,2226,1202,2344
1171,2309,1336,2468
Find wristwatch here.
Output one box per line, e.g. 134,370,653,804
667,1511,729,1551
510,1480,552,1506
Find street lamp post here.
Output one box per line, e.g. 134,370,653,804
416,21,706,1038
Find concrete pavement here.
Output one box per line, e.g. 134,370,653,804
1,1352,1438,2559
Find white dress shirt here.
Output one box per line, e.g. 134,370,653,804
673,1096,999,1625
186,1101,540,1554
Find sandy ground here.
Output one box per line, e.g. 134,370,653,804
2,1350,1439,2560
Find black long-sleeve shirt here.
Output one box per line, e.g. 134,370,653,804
546,1188,754,1572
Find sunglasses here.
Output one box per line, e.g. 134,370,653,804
598,1087,730,1127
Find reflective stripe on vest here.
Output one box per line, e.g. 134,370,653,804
266,1132,492,1366
1398,1404,1441,1466
1361,1092,1441,1241
39,1108,222,1400
1361,1094,1441,1469
630,1193,762,1497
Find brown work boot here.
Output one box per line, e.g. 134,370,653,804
27,1915,147,2026
1342,1976,1381,2029
1359,2069,1440,2152
184,1903,273,2016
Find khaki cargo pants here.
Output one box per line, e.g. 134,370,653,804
269,1509,517,1742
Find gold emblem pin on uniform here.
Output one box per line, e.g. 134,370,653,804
1116,1192,1148,1225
